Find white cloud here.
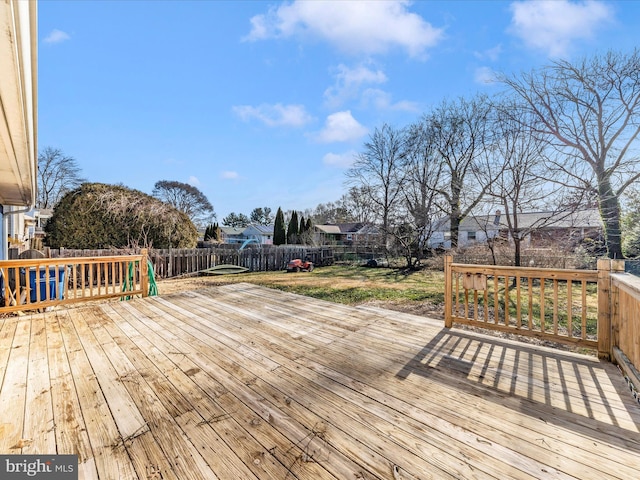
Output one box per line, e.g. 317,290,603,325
187,175,201,186
473,44,502,62
244,0,444,58
324,64,387,107
361,88,419,112
221,171,239,180
315,111,368,143
232,103,313,127
44,29,71,44
474,67,497,85
509,0,614,57
323,151,357,168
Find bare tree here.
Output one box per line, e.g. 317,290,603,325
340,186,376,224
426,94,494,248
346,124,407,248
152,180,215,227
394,121,443,267
482,101,569,266
37,147,86,208
501,49,640,259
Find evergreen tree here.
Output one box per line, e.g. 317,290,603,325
204,222,221,242
287,211,299,244
273,207,286,245
297,215,314,245
204,223,214,241
299,215,306,235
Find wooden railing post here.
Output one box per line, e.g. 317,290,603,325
610,259,625,353
141,248,149,297
444,255,453,328
597,258,612,360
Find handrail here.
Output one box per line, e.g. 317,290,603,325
610,272,640,375
445,256,601,353
0,251,149,314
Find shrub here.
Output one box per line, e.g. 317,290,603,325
45,183,198,249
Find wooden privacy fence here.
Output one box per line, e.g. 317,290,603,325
444,255,609,356
0,251,149,314
48,246,334,278
148,246,330,278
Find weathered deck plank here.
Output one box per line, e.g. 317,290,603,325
45,312,98,479
0,316,29,453
1,282,639,479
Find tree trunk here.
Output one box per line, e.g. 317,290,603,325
598,178,624,259
514,233,521,267
450,216,460,249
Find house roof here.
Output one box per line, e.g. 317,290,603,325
494,209,603,231
219,227,245,236
433,209,603,232
0,1,38,206
315,223,370,234
244,224,274,235
315,225,342,234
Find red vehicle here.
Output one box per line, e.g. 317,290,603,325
286,258,314,272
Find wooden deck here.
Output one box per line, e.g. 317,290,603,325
1,282,639,479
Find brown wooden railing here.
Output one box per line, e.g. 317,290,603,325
0,251,149,314
444,255,605,354
610,268,640,386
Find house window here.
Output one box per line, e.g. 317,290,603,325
467,231,477,241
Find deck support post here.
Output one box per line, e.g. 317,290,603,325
444,255,453,328
597,259,612,360
141,248,149,297
597,259,625,360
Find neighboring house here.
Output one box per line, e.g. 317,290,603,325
427,209,603,249
427,214,499,249
517,209,603,247
314,223,380,246
33,208,53,236
219,227,245,244
242,224,274,245
0,1,38,260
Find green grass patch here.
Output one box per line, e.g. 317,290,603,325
206,265,447,307
267,284,445,305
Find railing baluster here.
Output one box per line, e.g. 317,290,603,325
473,289,478,322
582,280,587,340
483,287,489,323
528,277,533,330
516,276,521,329
567,280,573,339
504,275,510,326
553,280,559,335
494,275,499,325
540,278,545,333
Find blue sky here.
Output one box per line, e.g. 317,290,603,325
38,0,640,221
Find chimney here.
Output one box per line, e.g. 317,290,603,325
493,210,501,226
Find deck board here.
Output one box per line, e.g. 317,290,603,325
1,282,640,479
